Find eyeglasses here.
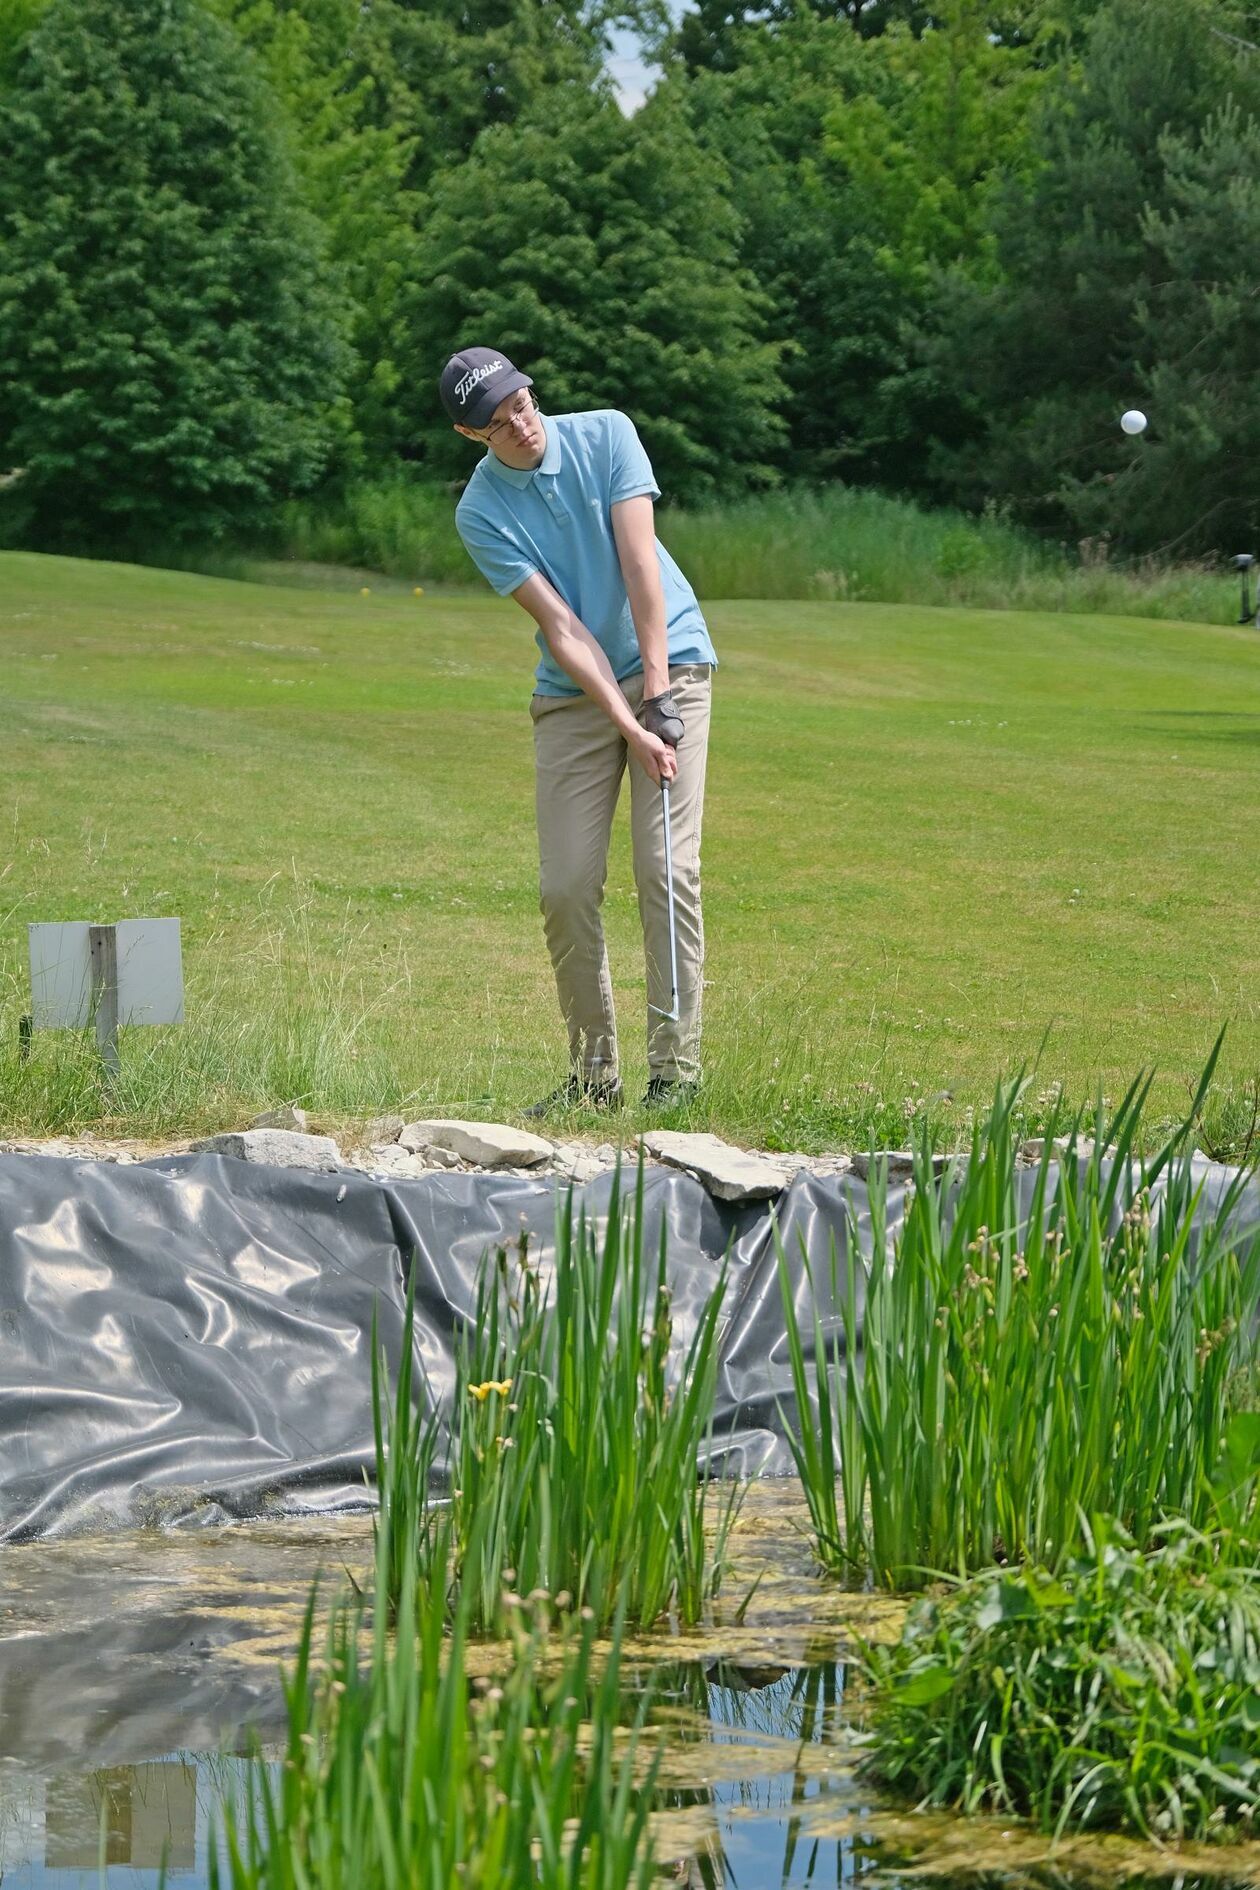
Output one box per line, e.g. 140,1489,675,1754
482,390,539,442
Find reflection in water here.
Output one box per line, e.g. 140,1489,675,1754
639,1658,1260,1890
650,1653,881,1888
45,1761,196,1868
0,1755,269,1885
0,1656,1252,1887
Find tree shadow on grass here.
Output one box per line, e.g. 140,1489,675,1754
1137,710,1260,745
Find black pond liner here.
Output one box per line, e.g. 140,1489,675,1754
0,1149,1256,1543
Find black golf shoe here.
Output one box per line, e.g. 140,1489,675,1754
523,1073,624,1120
640,1075,700,1111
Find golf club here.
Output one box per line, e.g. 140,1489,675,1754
650,773,681,1025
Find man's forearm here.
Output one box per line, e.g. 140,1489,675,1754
542,607,641,737
623,564,670,698
612,495,671,696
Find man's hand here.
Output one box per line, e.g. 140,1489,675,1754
630,724,678,785
640,692,685,749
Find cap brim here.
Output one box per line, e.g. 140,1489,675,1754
464,370,533,429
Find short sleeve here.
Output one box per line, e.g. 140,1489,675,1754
455,506,538,597
608,411,662,505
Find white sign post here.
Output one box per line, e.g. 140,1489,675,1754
24,919,185,1078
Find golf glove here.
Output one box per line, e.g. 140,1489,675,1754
640,692,684,748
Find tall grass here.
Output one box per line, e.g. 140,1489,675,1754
260,477,1233,624
778,1053,1260,1588
375,1165,739,1635
660,486,1230,622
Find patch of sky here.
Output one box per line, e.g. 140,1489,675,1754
607,1,691,113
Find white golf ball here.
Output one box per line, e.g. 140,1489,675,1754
1120,409,1148,436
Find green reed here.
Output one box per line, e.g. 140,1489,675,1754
779,1050,1260,1588
209,1489,658,1889
210,1245,665,1889
402,1164,737,1634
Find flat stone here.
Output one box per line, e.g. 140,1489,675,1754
248,1105,308,1133
1020,1135,1118,1165
344,1145,428,1179
849,1150,950,1181
554,1148,603,1184
189,1129,343,1172
364,1115,404,1146
423,1146,463,1171
398,1119,554,1169
640,1131,787,1202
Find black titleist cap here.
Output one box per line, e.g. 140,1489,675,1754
440,347,533,427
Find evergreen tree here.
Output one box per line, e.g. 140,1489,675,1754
403,92,785,502
0,0,351,552
669,17,876,479
926,0,1260,548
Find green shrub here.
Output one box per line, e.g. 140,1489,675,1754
863,1524,1260,1841
276,478,471,582
0,0,350,554
778,1052,1260,1588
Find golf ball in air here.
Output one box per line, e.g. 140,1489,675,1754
1120,409,1147,435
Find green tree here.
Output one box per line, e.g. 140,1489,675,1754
208,0,423,461
0,0,351,552
0,0,48,86
926,0,1260,549
676,5,1040,484
673,0,933,75
357,0,653,190
403,92,785,502
1094,105,1260,555
821,0,1045,283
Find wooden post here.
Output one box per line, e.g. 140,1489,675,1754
89,924,120,1081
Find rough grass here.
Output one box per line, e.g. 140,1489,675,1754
263,478,1237,625
1,550,1258,1149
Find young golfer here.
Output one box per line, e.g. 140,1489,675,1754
440,346,715,1115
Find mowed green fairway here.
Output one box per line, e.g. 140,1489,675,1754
1,550,1257,1149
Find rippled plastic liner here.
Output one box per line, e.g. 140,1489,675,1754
0,1150,1255,1539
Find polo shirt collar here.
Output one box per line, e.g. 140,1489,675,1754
484,415,561,488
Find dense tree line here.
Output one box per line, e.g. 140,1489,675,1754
0,0,1256,555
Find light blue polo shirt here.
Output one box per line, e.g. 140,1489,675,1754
454,408,717,698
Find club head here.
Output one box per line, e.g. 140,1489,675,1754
649,998,681,1022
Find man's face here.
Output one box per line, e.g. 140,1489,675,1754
455,386,545,469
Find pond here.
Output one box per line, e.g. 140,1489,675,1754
0,1485,1255,1889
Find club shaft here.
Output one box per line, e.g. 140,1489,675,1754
662,779,680,1019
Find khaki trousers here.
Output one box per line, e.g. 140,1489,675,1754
530,663,712,1085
